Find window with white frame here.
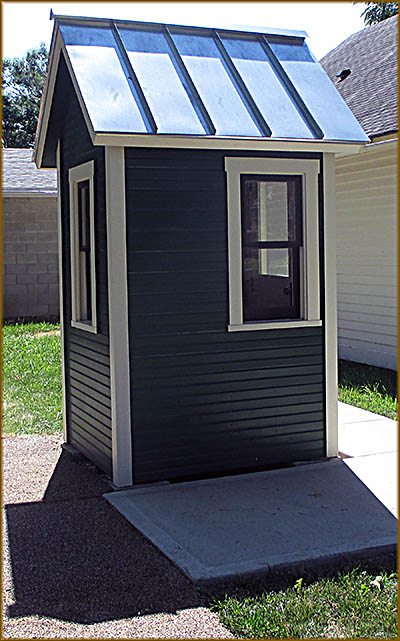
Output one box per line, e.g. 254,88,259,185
69,161,97,332
225,157,322,331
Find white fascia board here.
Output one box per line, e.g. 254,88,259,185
34,31,96,169
93,133,366,156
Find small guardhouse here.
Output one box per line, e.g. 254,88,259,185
34,13,368,488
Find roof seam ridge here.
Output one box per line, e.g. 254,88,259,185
111,21,158,134
163,26,216,136
213,31,272,137
259,36,324,140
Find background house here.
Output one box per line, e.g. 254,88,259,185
3,148,59,320
321,15,397,371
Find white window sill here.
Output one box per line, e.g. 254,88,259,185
71,320,98,334
228,320,322,332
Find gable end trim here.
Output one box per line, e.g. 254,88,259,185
34,31,96,169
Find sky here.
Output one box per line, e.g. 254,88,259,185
1,1,367,61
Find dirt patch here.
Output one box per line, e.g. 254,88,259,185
34,330,61,338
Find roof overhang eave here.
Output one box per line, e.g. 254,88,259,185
92,132,369,156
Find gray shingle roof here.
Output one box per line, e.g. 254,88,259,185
320,15,397,138
2,148,57,194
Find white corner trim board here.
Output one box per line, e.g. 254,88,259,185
56,141,67,442
225,156,320,330
323,153,338,458
105,146,133,488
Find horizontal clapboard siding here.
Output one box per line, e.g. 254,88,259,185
126,147,325,483
54,55,112,475
336,141,397,370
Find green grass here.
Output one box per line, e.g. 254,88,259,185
3,322,63,434
213,569,398,638
338,360,397,420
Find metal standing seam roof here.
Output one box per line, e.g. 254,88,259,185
2,149,57,194
43,14,368,144
320,15,398,139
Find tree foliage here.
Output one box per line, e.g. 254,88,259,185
2,43,49,148
355,2,398,26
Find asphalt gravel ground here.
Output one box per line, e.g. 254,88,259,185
3,434,233,638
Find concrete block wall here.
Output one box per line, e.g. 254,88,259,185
3,196,59,320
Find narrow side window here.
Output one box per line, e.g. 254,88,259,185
69,161,97,332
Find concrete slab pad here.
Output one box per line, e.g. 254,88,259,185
338,402,394,425
104,459,397,585
344,452,398,517
339,418,398,457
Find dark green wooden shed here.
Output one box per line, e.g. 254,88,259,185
34,13,368,487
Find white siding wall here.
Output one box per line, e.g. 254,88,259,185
335,140,397,371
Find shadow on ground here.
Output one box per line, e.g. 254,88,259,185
5,450,202,624
5,443,397,626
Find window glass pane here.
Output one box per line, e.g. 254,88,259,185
242,177,299,244
259,182,288,242
78,181,90,250
77,179,91,322
243,247,299,321
259,248,289,277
